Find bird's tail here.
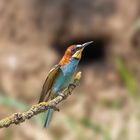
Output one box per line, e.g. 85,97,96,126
44,109,54,128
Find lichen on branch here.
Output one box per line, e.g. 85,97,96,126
0,72,82,128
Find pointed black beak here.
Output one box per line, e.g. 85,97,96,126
82,41,93,48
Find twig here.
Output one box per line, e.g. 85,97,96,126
0,72,82,128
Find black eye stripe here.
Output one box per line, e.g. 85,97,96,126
71,49,76,55
71,47,82,55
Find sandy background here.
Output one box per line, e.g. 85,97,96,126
0,0,140,140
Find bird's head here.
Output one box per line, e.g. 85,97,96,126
59,41,93,65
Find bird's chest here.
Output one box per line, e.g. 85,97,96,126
52,60,78,94
52,68,75,94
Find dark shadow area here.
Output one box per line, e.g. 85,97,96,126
80,38,107,65
53,37,109,65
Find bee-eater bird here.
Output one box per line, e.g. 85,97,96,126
38,41,93,128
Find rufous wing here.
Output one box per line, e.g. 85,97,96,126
38,65,61,103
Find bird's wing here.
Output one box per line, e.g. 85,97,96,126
38,64,61,103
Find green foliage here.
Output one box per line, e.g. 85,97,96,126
131,19,140,34
57,114,112,140
116,57,139,101
0,94,29,111
58,116,87,140
80,118,102,133
80,118,111,140
0,94,43,125
101,99,123,109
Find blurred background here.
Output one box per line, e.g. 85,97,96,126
0,0,140,140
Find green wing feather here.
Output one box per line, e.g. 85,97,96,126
38,65,61,103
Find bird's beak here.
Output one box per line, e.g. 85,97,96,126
82,41,93,48
72,41,93,59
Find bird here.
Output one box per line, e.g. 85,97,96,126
38,41,93,128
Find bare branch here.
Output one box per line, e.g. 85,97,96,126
0,72,82,128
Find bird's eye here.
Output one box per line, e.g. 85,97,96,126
71,48,76,55
71,47,78,55
71,45,82,55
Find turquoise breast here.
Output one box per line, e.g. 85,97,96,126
52,58,79,95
